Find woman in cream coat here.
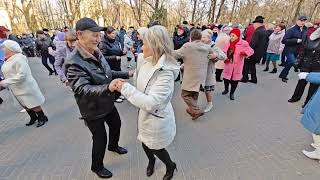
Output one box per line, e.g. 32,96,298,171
0,40,48,127
115,26,179,180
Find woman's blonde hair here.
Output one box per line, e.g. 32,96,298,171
65,30,77,42
144,25,176,65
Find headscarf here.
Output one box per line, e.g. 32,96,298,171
227,28,241,60
1,40,22,54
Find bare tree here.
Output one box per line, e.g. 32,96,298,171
215,0,226,23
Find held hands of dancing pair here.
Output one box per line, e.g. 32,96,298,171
108,70,135,92
108,79,125,92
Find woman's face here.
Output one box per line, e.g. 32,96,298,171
274,26,281,33
177,29,184,36
3,47,12,57
230,33,239,42
107,31,116,40
142,38,153,58
67,40,77,49
201,35,211,44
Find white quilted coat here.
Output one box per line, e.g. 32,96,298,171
121,55,180,150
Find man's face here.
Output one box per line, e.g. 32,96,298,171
297,20,306,27
212,27,219,33
77,30,101,51
38,34,45,39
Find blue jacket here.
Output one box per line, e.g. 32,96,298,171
301,72,320,134
282,25,307,55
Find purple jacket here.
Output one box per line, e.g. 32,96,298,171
54,41,74,82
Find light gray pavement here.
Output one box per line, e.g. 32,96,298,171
1,57,320,180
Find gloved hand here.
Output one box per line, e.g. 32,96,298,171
298,72,309,79
297,39,302,43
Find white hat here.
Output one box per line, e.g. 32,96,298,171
0,40,22,53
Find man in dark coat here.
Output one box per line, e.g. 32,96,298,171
241,16,268,84
288,26,320,105
65,18,133,179
279,16,308,82
36,30,57,75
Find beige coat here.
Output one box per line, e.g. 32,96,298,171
0,53,45,108
215,33,230,69
175,40,213,92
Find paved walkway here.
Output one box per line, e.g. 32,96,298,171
1,57,320,180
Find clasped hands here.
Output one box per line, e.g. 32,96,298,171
108,79,125,92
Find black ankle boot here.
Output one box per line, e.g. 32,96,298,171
146,159,156,177
230,94,235,100
35,111,48,128
26,110,38,126
163,162,177,180
269,68,277,73
263,67,269,72
222,90,229,95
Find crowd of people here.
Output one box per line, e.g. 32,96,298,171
1,14,320,179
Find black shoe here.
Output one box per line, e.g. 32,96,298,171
294,67,299,72
0,97,3,104
163,162,177,180
279,63,285,67
26,110,38,126
248,80,257,84
281,78,288,83
108,146,128,155
288,98,300,103
269,68,277,73
92,167,113,179
54,72,58,76
49,72,53,76
230,94,235,100
146,159,156,177
26,119,37,126
240,79,248,83
36,115,48,128
222,90,229,95
216,79,223,82
263,67,269,72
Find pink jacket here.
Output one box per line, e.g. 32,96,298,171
223,40,254,81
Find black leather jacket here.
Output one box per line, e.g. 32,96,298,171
297,37,320,72
64,44,129,121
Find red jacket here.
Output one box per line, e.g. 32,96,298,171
244,24,255,44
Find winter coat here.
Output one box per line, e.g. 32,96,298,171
124,34,134,59
36,36,55,55
64,43,129,121
0,53,45,108
310,28,320,41
205,44,227,86
173,32,189,50
249,26,268,62
121,55,180,150
20,37,34,48
118,29,126,49
99,35,124,71
282,25,308,55
223,39,254,81
267,30,285,55
54,41,74,82
174,40,213,92
301,72,320,135
244,24,255,44
215,32,230,69
297,36,320,72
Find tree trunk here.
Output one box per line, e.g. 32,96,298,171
209,0,217,23
215,0,226,23
229,0,237,22
191,0,198,23
292,0,305,24
310,1,320,21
